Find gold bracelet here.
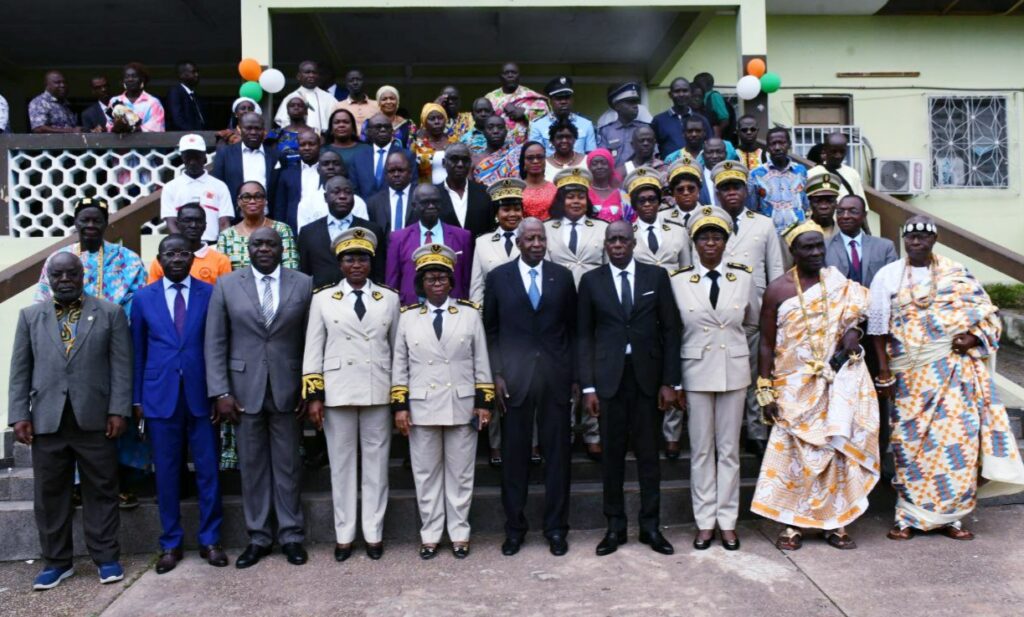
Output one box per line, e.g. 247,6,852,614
756,376,774,390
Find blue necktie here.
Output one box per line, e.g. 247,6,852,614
528,269,541,309
374,148,386,188
394,190,404,230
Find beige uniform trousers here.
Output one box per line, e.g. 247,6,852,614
688,389,746,530
323,404,392,544
409,423,477,544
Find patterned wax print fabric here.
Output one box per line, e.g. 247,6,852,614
868,255,1024,531
751,266,880,529
485,86,551,146
107,91,165,132
446,111,474,142
473,145,521,187
36,241,147,313
748,160,810,235
217,221,299,271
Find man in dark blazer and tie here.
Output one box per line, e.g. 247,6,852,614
437,144,496,238
484,217,577,557
367,151,417,235
130,235,226,574
826,194,898,288
8,253,132,590
351,113,416,199
165,61,206,131
577,220,681,557
212,112,280,207
298,176,385,288
205,227,313,569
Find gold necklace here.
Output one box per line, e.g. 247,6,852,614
892,255,936,371
903,256,937,308
792,267,832,379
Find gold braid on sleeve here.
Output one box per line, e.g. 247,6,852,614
302,374,325,402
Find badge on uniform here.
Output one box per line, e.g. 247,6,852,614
690,274,701,283
372,291,383,301
726,272,736,281
332,291,343,300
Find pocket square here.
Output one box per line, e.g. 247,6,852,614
642,290,654,296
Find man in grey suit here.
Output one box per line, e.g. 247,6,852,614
826,194,897,288
205,227,313,569
8,253,132,590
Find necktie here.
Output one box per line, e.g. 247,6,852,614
706,270,721,309
352,289,366,321
503,231,514,256
849,240,862,282
683,212,691,226
172,282,186,337
528,269,541,309
393,190,404,230
647,225,659,253
569,222,579,254
433,308,444,340
261,275,275,327
732,216,740,234
375,148,386,187
620,271,632,317
424,229,433,244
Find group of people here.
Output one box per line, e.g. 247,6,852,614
8,61,1024,593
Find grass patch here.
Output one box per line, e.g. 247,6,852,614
986,284,1024,310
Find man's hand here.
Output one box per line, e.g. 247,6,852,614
214,395,242,425
494,376,510,416
106,415,127,439
952,333,980,355
875,371,895,401
394,411,411,436
583,393,600,418
474,408,491,432
676,390,688,413
503,103,525,121
13,420,33,445
761,402,780,424
657,386,677,412
308,400,325,431
841,328,862,354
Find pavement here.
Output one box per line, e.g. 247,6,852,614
2,504,1023,617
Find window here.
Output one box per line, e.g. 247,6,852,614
794,95,852,125
929,96,1008,188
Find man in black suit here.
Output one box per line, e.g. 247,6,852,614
298,176,384,288
165,61,206,131
81,76,111,132
484,217,577,558
438,144,495,238
366,152,417,235
577,219,681,557
351,113,416,199
211,112,280,207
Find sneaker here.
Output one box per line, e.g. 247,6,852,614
97,562,124,584
32,565,74,591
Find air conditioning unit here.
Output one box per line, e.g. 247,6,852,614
873,158,926,195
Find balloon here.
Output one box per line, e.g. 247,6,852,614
736,75,761,101
760,72,782,94
238,58,262,82
746,58,766,78
239,81,263,103
258,68,286,94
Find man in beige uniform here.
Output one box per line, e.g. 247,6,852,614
659,160,705,226
302,228,400,562
713,161,784,453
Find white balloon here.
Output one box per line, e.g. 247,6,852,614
736,75,762,101
259,68,286,94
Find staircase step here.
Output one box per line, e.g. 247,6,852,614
0,468,34,501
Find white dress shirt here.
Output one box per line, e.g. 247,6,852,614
702,169,719,206
609,259,637,354
374,146,390,176
426,297,451,328
640,220,663,249
300,162,320,201
389,186,409,231
326,213,354,243
162,276,191,317
840,231,864,264
273,86,333,131
159,171,234,243
518,259,544,297
251,265,281,315
443,180,470,227
696,262,722,298
241,144,267,187
295,190,369,232
561,217,585,247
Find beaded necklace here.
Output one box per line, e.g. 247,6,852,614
792,267,832,380
891,255,936,372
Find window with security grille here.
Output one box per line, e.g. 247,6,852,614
929,96,1008,189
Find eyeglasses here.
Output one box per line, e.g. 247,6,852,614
675,185,699,194
423,275,450,285
160,250,192,259
634,195,660,205
238,193,266,202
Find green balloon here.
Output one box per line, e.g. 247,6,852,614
760,72,782,94
239,81,263,103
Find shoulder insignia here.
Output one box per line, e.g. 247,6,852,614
632,224,639,232
745,211,755,218
313,283,335,294
663,219,684,229
376,283,399,294
670,265,695,277
551,221,562,229
727,262,753,273
456,298,481,311
332,291,344,300
447,305,459,314
726,272,737,282
491,232,501,242
372,290,383,301
400,303,422,313
689,274,701,283
584,219,594,227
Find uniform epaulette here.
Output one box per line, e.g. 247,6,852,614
456,298,481,311
400,303,422,313
670,265,695,276
313,283,336,294
727,262,753,273
376,283,399,294
550,220,562,229
663,220,684,229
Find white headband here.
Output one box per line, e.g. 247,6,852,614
902,222,937,236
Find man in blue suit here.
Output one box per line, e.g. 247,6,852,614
211,112,280,207
130,234,227,574
350,112,416,199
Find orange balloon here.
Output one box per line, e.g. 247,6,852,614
238,58,262,82
746,58,766,78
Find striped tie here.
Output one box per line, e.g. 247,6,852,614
261,275,275,327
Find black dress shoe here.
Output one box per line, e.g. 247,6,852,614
282,542,308,565
585,445,603,462
235,544,272,569
419,544,438,560
721,534,741,551
595,530,627,556
639,531,675,555
548,534,569,556
452,543,470,559
745,439,767,457
501,537,523,556
199,545,229,567
155,547,184,574
692,533,713,551
664,442,681,460
366,543,384,560
334,544,353,562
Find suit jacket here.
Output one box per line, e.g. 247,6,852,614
297,215,386,288
81,101,108,132
302,280,400,407
469,230,519,304
544,217,609,288
367,186,416,235
349,143,417,198
130,277,211,418
385,223,473,305
720,210,785,294
211,142,281,207
272,161,364,234
165,83,206,131
577,262,682,399
633,219,692,273
483,259,577,408
205,267,312,414
825,232,898,288
8,295,132,435
436,180,496,238
670,264,759,392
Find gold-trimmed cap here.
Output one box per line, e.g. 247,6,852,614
332,227,377,257
667,159,703,186
782,220,825,248
73,196,109,217
711,160,749,187
412,243,456,272
553,167,592,190
688,205,733,238
805,172,841,197
624,166,664,195
487,177,527,202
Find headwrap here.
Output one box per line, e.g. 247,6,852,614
376,85,400,104
232,96,263,116
420,102,448,126
586,148,621,185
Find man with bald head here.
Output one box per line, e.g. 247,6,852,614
272,126,329,233
352,112,417,197
807,131,868,207
484,218,578,556
577,220,681,557
29,70,80,133
438,143,495,237
212,111,282,206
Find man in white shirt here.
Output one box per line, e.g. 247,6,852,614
161,134,234,244
368,152,415,234
295,150,369,232
807,132,868,205
273,61,335,132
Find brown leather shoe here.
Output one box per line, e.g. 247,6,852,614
199,545,229,567
664,441,681,460
155,547,184,574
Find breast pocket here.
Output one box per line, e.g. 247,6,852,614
324,357,341,372
229,358,246,372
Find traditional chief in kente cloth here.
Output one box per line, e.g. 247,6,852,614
870,217,1024,541
751,220,880,551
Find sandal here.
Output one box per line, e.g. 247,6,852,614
824,530,857,550
938,525,974,541
775,527,803,551
887,525,914,541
